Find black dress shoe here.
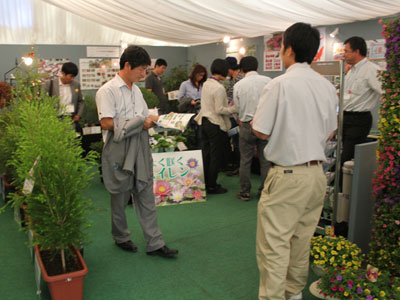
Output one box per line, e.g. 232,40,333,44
115,240,138,252
207,185,228,194
147,245,179,257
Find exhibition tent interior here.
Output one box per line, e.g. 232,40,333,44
1,1,400,300
1,0,400,45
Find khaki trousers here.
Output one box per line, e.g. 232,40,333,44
256,164,326,300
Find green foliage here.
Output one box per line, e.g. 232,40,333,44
0,54,44,181
8,94,97,271
79,92,99,127
162,65,188,92
0,104,20,180
89,140,104,163
139,87,159,108
1,54,97,273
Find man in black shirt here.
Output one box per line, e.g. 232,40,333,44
145,58,169,114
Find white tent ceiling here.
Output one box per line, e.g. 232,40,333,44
1,0,400,46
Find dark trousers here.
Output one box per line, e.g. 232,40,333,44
227,117,240,168
201,117,228,189
239,122,271,194
341,111,372,165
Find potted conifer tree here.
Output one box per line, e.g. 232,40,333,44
4,73,97,299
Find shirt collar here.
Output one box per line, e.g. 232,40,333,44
351,57,368,70
115,73,129,88
245,71,258,77
286,62,311,73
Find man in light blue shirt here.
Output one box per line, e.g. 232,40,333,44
233,56,272,201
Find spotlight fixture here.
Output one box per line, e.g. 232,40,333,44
22,56,33,66
223,36,231,43
120,42,128,50
330,27,339,38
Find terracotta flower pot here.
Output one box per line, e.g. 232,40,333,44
34,245,88,300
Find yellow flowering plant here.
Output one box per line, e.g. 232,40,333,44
310,235,363,270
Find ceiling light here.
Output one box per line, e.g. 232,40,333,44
223,36,231,43
330,28,339,38
239,47,246,55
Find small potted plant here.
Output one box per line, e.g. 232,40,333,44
315,266,400,300
310,235,364,276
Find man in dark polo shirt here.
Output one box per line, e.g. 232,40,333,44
145,58,169,114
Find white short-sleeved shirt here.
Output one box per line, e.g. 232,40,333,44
58,78,73,114
343,58,382,112
253,63,337,166
233,71,271,122
96,74,149,140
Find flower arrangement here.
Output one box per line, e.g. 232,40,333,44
310,235,363,270
318,266,400,300
149,133,187,152
369,18,400,274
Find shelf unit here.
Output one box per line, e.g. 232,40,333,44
310,60,345,235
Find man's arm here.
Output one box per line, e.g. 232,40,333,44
252,129,269,140
145,74,153,92
74,83,84,121
100,117,114,130
251,120,270,140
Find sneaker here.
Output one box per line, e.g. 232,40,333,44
287,292,302,300
237,192,250,201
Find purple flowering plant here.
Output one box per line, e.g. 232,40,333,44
318,266,400,299
369,17,400,274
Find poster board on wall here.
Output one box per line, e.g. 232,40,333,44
152,150,206,206
79,58,119,90
38,58,70,79
314,27,326,62
263,33,283,71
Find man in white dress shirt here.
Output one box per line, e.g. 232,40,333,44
233,56,271,201
44,62,84,132
252,23,337,300
96,45,178,257
342,36,381,166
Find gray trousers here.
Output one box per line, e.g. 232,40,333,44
110,182,165,252
239,122,272,194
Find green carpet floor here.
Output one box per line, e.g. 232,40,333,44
0,169,321,300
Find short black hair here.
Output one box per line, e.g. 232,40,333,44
344,36,367,57
283,22,320,64
120,45,151,70
210,59,229,77
240,56,258,73
61,62,79,77
155,58,167,67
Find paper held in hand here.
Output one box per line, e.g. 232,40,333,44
167,90,180,100
153,112,195,131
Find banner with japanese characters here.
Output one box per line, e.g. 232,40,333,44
152,150,206,206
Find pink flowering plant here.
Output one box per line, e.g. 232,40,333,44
369,18,400,274
318,266,400,299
